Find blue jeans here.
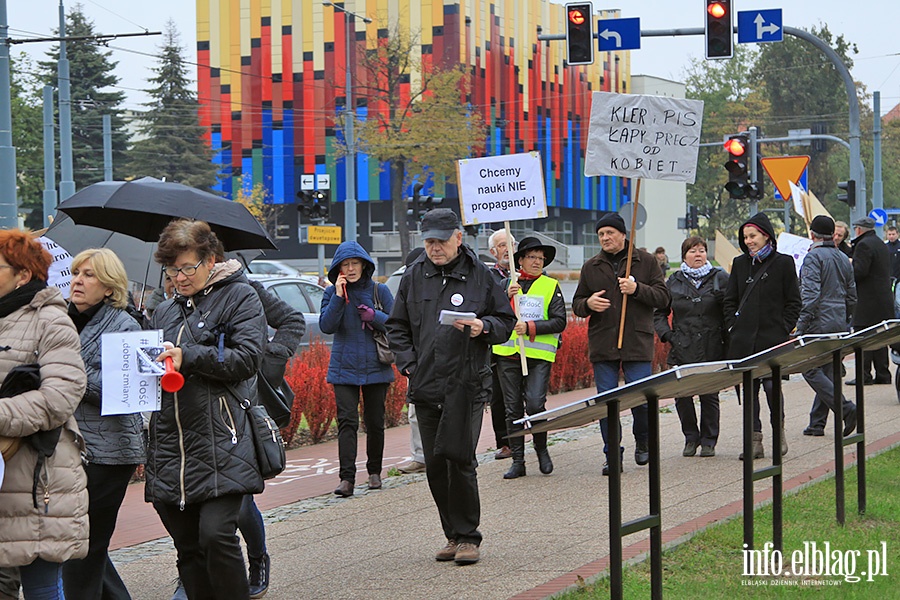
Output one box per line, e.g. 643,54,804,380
20,558,64,600
238,496,266,558
593,361,651,455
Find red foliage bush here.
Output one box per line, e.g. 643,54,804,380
549,316,594,394
283,340,336,445
384,367,408,427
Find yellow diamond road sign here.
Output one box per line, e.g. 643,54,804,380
307,225,342,245
761,155,810,201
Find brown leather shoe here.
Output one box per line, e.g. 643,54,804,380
334,480,354,497
494,446,512,460
435,539,458,561
454,542,480,565
398,460,426,474
367,473,382,490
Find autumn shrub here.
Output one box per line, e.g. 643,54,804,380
284,340,335,445
383,367,408,427
549,316,594,393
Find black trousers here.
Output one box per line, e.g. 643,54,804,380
415,401,484,546
154,494,248,600
489,363,507,448
63,463,137,600
497,357,552,463
334,383,388,483
674,394,720,447
863,346,891,381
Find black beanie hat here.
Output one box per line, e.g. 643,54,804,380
595,213,627,234
810,215,835,237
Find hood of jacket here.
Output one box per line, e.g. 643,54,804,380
328,241,375,284
738,212,778,254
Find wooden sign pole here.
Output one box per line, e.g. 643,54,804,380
617,179,642,349
504,220,528,376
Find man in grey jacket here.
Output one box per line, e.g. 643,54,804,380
796,216,858,436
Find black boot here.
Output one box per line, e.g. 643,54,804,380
533,432,553,474
248,552,270,599
503,462,526,479
504,434,527,479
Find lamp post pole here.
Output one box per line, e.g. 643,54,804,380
324,2,370,244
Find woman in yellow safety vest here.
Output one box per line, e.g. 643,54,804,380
494,237,567,479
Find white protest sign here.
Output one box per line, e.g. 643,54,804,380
457,151,547,225
517,295,545,322
585,92,705,184
38,237,72,300
777,232,812,278
101,330,163,416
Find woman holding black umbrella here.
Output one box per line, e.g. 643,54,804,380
0,230,87,600
148,220,267,600
61,248,143,600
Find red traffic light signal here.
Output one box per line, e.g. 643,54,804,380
724,134,751,199
724,136,747,157
705,0,733,60
565,3,594,66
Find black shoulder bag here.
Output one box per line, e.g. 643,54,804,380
371,283,395,365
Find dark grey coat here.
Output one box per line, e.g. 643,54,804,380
795,241,857,335
73,303,145,465
655,268,729,365
851,230,894,328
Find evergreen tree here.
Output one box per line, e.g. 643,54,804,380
39,4,129,189
124,21,219,190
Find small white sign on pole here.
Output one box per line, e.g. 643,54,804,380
517,295,545,322
457,151,547,225
38,237,73,300
101,330,164,416
585,92,705,184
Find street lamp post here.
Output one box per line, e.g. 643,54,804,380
324,2,371,244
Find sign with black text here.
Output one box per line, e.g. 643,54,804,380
101,330,163,416
585,92,704,184
457,152,547,225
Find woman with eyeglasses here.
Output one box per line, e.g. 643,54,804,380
147,220,267,600
0,230,87,600
493,237,567,479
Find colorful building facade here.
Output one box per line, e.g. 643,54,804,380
196,0,632,249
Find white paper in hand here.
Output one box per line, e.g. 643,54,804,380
439,310,477,325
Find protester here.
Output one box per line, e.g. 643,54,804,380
572,213,669,475
654,237,729,457
148,220,266,600
494,237,566,478
487,230,516,460
846,217,895,386
60,249,143,600
145,274,174,319
0,230,88,600
885,225,900,285
724,213,801,460
654,247,669,277
397,247,427,475
320,241,394,497
795,216,858,438
387,209,516,565
834,220,853,258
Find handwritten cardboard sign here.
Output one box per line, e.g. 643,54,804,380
457,151,547,224
585,92,705,184
38,237,72,300
101,330,163,416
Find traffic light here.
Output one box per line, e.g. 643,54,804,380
296,190,313,217
724,134,751,199
837,180,856,208
310,190,330,219
464,224,480,237
686,204,699,229
565,3,594,66
705,0,733,60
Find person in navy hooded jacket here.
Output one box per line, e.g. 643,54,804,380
320,241,395,497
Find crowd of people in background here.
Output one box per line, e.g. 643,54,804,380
1,205,897,598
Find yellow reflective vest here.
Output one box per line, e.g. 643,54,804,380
493,275,560,362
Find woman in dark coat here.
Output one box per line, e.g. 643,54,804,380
320,241,394,497
149,220,266,600
655,237,729,457
723,213,801,460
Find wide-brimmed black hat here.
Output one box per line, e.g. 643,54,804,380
513,236,556,267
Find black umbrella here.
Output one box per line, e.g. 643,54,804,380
56,176,277,251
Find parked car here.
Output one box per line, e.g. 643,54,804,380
249,274,332,348
247,259,301,277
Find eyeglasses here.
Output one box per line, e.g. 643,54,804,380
522,254,545,262
163,259,204,278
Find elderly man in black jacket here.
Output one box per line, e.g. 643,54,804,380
796,216,858,437
847,217,895,385
387,209,516,566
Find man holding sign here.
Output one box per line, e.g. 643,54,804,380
572,214,669,475
493,237,567,480
387,209,516,565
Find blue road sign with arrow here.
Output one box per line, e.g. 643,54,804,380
597,17,640,52
737,9,783,44
869,208,888,227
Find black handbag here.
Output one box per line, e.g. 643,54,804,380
257,370,293,429
243,402,286,480
371,283,395,365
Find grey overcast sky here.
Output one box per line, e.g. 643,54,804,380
8,0,900,122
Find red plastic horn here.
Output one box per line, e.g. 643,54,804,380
161,356,185,393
